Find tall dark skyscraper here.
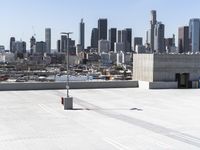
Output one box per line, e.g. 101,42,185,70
125,28,132,52
10,37,15,53
165,38,173,53
109,28,117,51
45,28,51,53
61,35,67,52
79,19,85,50
117,30,122,42
36,41,46,54
117,29,132,52
30,36,36,54
134,37,143,51
15,41,26,54
121,30,127,43
150,10,157,51
57,40,61,52
121,29,127,52
91,28,98,49
154,22,165,53
60,35,76,54
98,18,107,40
178,26,189,53
67,38,76,55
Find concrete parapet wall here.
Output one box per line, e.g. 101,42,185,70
0,81,139,91
149,82,178,89
138,81,150,89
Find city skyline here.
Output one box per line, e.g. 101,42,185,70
1,0,200,49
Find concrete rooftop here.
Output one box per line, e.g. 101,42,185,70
1,88,200,149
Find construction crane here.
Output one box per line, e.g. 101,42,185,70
32,26,36,37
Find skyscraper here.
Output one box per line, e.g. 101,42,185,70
79,19,85,50
15,41,26,54
178,26,189,53
45,28,51,53
121,29,127,52
150,10,157,51
125,28,132,52
57,40,61,52
98,18,107,40
164,38,173,53
36,41,46,54
98,40,110,53
61,35,67,52
117,30,122,43
134,37,143,51
67,38,76,55
189,19,200,53
109,28,117,51
10,37,15,53
116,30,126,52
91,28,98,49
146,30,151,45
30,36,36,54
154,22,165,53
117,29,132,52
121,30,127,43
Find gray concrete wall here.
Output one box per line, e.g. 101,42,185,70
133,54,154,82
153,54,200,81
0,81,138,91
149,82,178,89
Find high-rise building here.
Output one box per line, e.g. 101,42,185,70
79,19,85,50
57,40,61,52
134,37,143,51
189,19,200,53
14,41,26,59
10,37,15,53
30,36,36,54
165,38,173,53
0,45,5,52
114,42,124,53
98,18,107,40
151,10,157,25
172,34,176,47
154,22,165,53
121,30,127,44
117,29,132,52
150,10,157,51
109,28,117,51
146,30,151,44
121,30,127,52
61,35,67,52
36,41,46,54
76,44,82,55
45,28,51,53
68,38,76,55
125,28,132,52
178,26,189,53
60,35,76,55
98,40,110,53
15,41,26,54
91,28,98,49
117,30,122,43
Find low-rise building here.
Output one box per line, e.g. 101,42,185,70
133,54,200,88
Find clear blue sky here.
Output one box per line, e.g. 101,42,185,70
0,0,200,49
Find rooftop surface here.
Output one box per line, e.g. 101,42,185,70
1,88,200,149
